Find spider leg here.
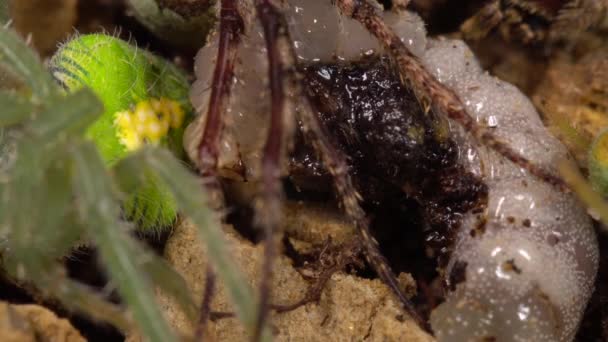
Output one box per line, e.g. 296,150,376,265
195,265,216,341
251,0,295,339
248,0,428,330
197,0,243,186
194,0,243,338
550,0,606,41
334,0,568,191
193,0,287,339
295,86,427,329
460,0,503,41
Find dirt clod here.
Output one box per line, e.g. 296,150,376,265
152,219,434,341
0,301,85,342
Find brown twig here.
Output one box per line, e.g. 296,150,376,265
274,239,364,313
251,1,294,340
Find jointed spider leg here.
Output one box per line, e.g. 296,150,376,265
197,0,243,185
195,265,216,342
248,1,427,329
334,0,568,191
295,87,427,329
252,0,294,339
460,0,503,41
551,0,606,40
195,0,243,338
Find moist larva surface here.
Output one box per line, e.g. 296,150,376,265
186,1,599,341
424,40,598,341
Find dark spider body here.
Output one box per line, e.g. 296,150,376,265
292,56,488,269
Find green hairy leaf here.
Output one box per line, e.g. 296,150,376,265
0,26,55,100
70,142,178,342
115,148,263,336
0,14,259,342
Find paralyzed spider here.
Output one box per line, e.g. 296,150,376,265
183,0,598,340
461,0,608,44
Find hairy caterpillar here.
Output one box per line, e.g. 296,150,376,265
50,34,193,230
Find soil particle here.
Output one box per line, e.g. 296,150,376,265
533,44,608,165
283,201,356,247
0,301,85,342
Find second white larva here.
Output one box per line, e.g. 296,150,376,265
424,39,598,341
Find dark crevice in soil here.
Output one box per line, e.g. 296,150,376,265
0,228,171,342
0,253,124,342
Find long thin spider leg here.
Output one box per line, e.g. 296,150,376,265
334,0,568,192
460,0,503,41
251,0,293,340
195,265,216,342
197,0,243,184
249,1,427,330
194,0,244,337
551,0,606,41
296,93,427,329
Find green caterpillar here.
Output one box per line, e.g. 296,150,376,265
50,34,193,231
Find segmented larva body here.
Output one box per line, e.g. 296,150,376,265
186,1,599,340
424,40,598,341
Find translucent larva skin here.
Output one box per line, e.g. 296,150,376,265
424,40,599,342
187,2,599,340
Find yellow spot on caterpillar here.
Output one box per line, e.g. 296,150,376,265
114,98,185,151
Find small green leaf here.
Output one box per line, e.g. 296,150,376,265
0,90,36,126
106,163,198,319
0,26,55,100
38,272,133,333
139,250,198,321
70,142,177,342
28,88,103,141
560,160,608,229
0,0,9,28
116,147,261,336
0,139,64,257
